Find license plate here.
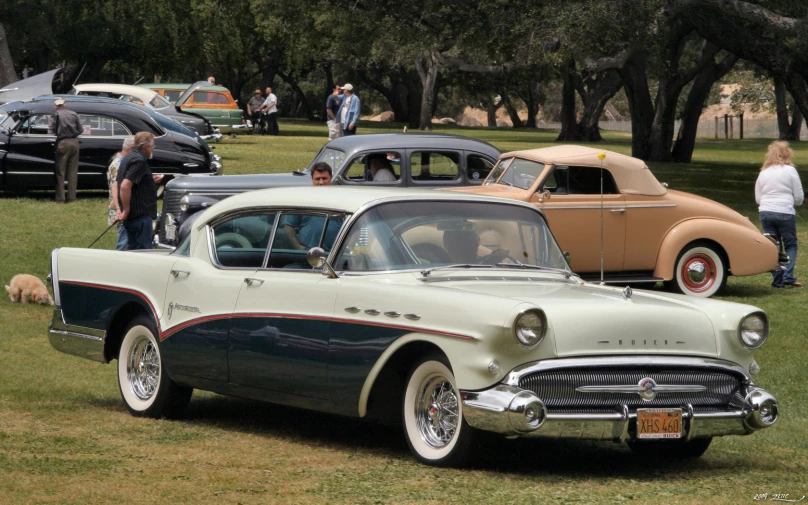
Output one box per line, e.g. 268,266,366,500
637,408,682,439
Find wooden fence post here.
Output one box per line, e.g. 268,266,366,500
715,116,719,139
729,115,734,139
724,114,729,139
739,113,744,139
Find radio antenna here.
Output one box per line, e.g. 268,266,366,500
71,62,87,88
598,151,606,285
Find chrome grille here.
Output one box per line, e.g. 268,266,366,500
518,366,745,411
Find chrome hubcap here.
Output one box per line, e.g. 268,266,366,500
682,254,716,292
415,373,458,448
127,335,160,400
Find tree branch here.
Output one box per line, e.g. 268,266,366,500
581,48,633,76
669,0,798,31
438,54,516,74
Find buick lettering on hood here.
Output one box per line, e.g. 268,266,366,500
47,187,778,466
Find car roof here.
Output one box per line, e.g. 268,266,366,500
139,83,230,92
74,83,161,101
504,145,667,196
325,133,500,154
196,186,531,225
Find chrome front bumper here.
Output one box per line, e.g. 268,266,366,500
461,358,779,441
48,308,107,363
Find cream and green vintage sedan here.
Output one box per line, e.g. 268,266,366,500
48,187,778,466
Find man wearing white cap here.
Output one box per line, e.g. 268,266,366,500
340,83,360,136
48,98,83,203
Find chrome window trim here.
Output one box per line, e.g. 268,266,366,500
504,356,752,386
260,212,282,268
50,248,61,306
540,203,677,210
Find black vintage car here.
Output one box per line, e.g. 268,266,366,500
157,133,501,245
0,95,221,192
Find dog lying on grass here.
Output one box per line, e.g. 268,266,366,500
5,274,54,305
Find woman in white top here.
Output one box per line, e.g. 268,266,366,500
755,141,804,288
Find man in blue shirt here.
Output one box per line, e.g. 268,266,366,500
339,83,360,136
282,163,341,251
325,85,343,140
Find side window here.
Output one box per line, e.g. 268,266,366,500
77,114,130,137
268,212,345,269
541,166,568,194
211,213,276,268
409,151,460,182
164,90,183,103
466,154,495,183
344,152,401,183
17,114,52,135
567,166,619,194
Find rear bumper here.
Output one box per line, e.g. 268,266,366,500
461,358,779,441
48,308,107,363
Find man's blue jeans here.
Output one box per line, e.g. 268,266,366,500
115,225,129,251
760,211,798,287
122,215,154,250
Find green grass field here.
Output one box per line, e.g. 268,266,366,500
1,121,806,504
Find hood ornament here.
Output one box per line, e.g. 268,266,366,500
623,286,632,300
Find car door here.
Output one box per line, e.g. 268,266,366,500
74,113,133,188
3,113,56,188
159,212,275,383
535,165,626,273
228,211,346,398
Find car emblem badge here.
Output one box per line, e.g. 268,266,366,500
638,377,657,401
168,302,174,319
623,286,632,300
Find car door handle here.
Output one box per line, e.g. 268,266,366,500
244,277,264,285
610,209,626,214
170,269,190,277
183,163,199,167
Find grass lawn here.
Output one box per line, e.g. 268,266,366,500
1,120,806,505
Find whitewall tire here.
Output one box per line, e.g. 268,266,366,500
402,355,474,466
117,315,192,418
667,242,727,298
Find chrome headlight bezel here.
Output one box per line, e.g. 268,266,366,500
512,309,547,348
179,196,190,213
738,312,769,350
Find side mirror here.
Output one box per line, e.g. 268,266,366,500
307,247,338,278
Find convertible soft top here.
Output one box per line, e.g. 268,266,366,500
504,145,667,196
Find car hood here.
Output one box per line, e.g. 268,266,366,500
175,81,209,107
0,68,62,104
426,277,718,357
167,172,310,192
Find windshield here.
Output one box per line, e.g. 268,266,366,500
333,201,569,272
310,147,346,173
487,157,546,190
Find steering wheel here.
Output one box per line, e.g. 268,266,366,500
478,248,518,265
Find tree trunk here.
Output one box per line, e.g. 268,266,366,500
576,70,622,142
618,51,655,159
277,71,313,119
556,60,580,141
501,93,523,128
415,50,441,130
774,77,804,140
479,93,499,127
672,53,738,162
0,23,17,87
355,63,408,123
523,86,540,128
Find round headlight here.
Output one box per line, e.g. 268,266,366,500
739,312,768,349
513,309,547,348
179,196,190,213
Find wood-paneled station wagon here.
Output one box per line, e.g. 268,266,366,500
453,146,779,297
48,187,778,466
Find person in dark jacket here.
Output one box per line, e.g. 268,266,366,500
47,98,83,202
116,132,163,250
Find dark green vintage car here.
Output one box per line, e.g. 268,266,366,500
140,81,243,129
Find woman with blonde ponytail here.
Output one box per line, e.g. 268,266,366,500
755,141,804,288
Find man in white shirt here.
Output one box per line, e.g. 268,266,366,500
260,86,279,135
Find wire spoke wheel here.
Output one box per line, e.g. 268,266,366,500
127,335,161,401
415,374,459,448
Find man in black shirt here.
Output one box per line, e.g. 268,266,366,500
325,85,343,140
116,132,161,250
48,98,83,202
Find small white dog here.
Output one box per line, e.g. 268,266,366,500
5,274,54,305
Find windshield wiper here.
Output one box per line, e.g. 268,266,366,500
495,261,573,279
420,264,493,277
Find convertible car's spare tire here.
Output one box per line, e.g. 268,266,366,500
117,315,192,419
215,232,252,249
402,355,474,467
627,437,712,459
665,241,727,298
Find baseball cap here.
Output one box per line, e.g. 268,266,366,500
342,83,354,91
54,98,66,106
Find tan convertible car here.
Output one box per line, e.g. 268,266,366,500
453,145,778,297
